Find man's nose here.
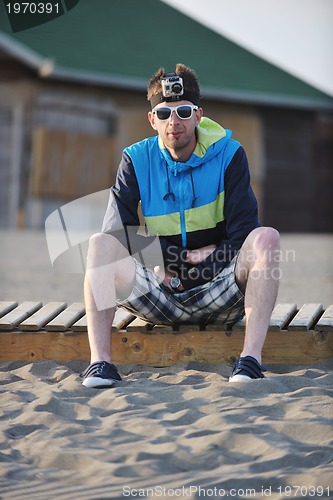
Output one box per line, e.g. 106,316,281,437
169,110,181,123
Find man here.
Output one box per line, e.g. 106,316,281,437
80,63,280,388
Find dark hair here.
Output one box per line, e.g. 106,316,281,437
147,63,201,103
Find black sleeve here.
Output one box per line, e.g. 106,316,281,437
102,153,187,269
102,153,141,233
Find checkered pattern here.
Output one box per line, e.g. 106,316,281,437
117,255,245,326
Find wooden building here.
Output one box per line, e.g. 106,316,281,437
0,0,332,231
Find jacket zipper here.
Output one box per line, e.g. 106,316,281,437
178,173,187,248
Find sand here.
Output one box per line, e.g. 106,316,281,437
0,230,333,498
0,360,332,499
0,361,333,499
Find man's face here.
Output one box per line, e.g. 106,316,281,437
148,100,203,161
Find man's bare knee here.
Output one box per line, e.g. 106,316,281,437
87,232,135,299
89,232,121,250
241,227,280,261
235,227,280,287
87,232,129,268
252,227,280,251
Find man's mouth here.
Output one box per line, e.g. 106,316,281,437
169,131,182,138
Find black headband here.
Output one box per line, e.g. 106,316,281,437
150,90,200,109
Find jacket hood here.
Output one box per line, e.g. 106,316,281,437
159,117,231,175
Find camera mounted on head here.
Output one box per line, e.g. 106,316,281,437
150,71,200,109
161,73,184,99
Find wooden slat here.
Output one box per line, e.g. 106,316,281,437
71,307,135,333
126,317,153,332
0,302,42,330
127,318,174,334
269,303,297,330
45,303,85,331
127,317,181,334
72,315,87,332
315,305,333,332
153,323,174,333
0,301,18,318
111,308,135,332
20,302,67,331
288,303,323,331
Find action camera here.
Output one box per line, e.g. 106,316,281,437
161,73,184,99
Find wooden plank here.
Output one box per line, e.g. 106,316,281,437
1,328,332,365
0,331,90,362
1,302,333,365
269,303,297,330
200,323,234,337
71,307,135,333
153,323,174,333
45,303,85,332
126,317,175,333
32,128,116,198
0,301,18,318
72,315,87,332
115,328,333,366
126,316,153,332
20,302,67,331
288,303,323,331
178,323,201,333
0,301,42,330
102,326,310,365
111,308,135,332
315,305,333,332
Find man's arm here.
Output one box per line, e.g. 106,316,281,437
102,153,185,269
102,153,141,234
179,147,260,290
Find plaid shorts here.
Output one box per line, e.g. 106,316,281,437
117,254,245,326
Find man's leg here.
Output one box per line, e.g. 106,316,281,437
84,232,136,364
235,227,280,364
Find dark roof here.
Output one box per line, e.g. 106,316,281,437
0,0,332,109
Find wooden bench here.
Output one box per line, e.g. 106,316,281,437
0,301,332,366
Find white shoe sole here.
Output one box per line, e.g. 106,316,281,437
82,377,118,388
229,374,252,383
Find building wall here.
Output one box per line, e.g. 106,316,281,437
1,63,331,232
261,107,333,232
203,101,265,220
0,79,37,227
0,72,265,229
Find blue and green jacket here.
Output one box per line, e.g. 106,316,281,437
102,117,259,290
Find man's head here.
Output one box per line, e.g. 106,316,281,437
147,64,203,162
147,63,201,109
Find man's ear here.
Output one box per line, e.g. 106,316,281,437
148,111,156,129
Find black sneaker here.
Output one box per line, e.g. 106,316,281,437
80,361,122,388
229,356,266,383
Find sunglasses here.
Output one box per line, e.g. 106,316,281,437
153,104,198,121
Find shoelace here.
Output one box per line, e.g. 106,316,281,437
96,361,106,374
232,356,266,379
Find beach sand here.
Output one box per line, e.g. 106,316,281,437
0,360,332,499
0,230,332,499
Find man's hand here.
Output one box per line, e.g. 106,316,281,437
153,244,216,291
185,244,217,265
154,266,185,292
